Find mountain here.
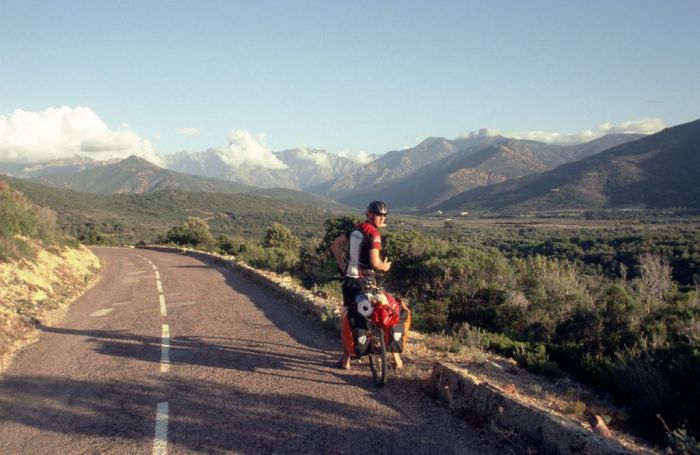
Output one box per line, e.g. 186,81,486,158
35,156,256,194
434,119,700,213
308,132,503,198
31,156,351,211
164,148,364,190
330,134,644,210
0,157,116,179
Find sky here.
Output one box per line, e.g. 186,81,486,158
1,0,699,166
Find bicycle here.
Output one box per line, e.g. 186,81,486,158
367,317,388,386
361,291,399,387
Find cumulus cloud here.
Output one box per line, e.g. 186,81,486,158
460,128,501,139
294,147,330,167
175,127,200,137
0,106,164,165
337,149,375,164
505,118,665,145
215,129,287,170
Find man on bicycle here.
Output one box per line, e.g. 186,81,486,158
332,201,404,370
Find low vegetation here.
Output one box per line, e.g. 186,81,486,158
0,181,100,370
159,214,700,448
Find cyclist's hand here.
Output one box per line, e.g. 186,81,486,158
382,258,392,272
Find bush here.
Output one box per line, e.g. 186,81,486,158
216,234,245,256
264,223,301,251
238,243,299,274
0,180,60,260
163,216,214,249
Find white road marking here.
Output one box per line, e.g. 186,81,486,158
152,265,157,270
167,301,196,308
159,294,167,316
155,270,160,280
113,301,131,306
157,280,163,293
153,401,169,455
89,308,114,317
160,324,170,373
127,271,146,276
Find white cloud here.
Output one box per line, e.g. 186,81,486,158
294,147,330,167
505,118,665,145
337,149,375,164
175,127,200,137
216,129,287,170
460,128,501,139
0,106,164,165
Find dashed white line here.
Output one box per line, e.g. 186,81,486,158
159,294,167,316
153,401,169,455
160,324,170,373
157,280,163,293
155,270,160,280
89,308,114,317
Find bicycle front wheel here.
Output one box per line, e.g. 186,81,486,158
369,326,387,386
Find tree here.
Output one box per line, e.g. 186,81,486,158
164,216,214,248
263,223,301,251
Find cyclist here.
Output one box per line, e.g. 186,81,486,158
332,201,403,370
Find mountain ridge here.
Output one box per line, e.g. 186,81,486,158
434,119,700,213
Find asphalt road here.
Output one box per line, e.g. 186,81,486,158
0,247,509,454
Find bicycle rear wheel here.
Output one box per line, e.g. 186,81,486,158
368,325,387,386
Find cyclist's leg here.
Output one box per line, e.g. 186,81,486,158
339,311,353,369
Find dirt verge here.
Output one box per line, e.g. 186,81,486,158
0,241,101,372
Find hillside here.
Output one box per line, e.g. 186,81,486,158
0,180,100,371
338,139,548,209
29,156,350,212
435,118,700,213
334,134,644,210
310,133,503,198
35,156,256,194
0,176,348,244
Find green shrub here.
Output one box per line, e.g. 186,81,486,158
239,243,299,274
163,216,214,249
513,344,564,378
264,223,301,251
216,234,245,255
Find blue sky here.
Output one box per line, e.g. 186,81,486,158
1,0,699,164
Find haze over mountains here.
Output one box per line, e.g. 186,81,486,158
1,120,698,214
164,148,365,190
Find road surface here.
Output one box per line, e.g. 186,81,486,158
0,247,509,454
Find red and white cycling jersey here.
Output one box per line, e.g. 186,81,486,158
345,222,381,278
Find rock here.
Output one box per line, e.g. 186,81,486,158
593,415,613,439
503,383,517,395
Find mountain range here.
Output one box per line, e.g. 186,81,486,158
434,119,700,213
26,156,350,211
163,147,364,190
317,133,644,209
3,121,698,214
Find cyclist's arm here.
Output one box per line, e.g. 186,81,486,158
370,248,391,272
331,234,348,273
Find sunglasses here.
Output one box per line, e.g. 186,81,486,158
372,212,388,218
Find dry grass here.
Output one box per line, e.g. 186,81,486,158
0,238,101,372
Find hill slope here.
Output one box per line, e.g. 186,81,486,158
435,119,700,213
0,176,349,243
31,156,351,211
335,134,644,210
35,156,255,194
